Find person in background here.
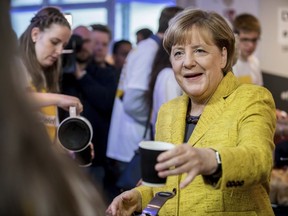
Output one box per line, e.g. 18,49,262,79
112,39,132,81
136,27,153,44
59,25,93,111
19,6,83,143
72,25,93,71
0,1,106,215
146,41,182,135
107,8,276,216
90,24,114,69
59,25,95,165
232,13,263,85
106,6,183,201
61,23,118,200
231,13,288,181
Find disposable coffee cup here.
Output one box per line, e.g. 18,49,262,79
139,141,175,187
58,106,93,152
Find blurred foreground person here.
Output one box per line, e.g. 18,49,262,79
0,2,106,215
107,8,276,216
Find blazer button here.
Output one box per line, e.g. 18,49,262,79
231,181,236,187
226,181,231,187
240,180,244,186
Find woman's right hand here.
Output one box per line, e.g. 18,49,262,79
56,94,83,115
106,189,142,216
29,92,83,115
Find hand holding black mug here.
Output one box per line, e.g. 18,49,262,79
74,143,94,167
58,106,93,166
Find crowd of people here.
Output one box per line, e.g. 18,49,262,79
3,0,288,215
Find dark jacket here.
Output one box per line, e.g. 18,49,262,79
60,60,118,166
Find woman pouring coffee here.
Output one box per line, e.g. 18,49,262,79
106,8,276,215
19,6,83,143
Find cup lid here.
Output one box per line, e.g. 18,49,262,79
139,141,175,151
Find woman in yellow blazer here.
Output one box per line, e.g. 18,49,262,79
106,9,276,216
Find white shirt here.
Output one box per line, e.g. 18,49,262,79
151,67,182,132
232,55,263,86
107,37,159,162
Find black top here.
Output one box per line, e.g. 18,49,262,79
184,115,200,143
59,60,118,166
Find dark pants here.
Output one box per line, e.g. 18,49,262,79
103,158,128,202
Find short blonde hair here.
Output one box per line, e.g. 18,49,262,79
163,8,235,74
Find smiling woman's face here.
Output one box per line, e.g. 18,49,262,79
170,26,227,102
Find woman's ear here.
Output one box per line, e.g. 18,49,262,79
31,27,40,43
220,47,227,69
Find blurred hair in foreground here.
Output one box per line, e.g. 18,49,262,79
0,1,107,215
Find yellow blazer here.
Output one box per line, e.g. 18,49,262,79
136,72,276,215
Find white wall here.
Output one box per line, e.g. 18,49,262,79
176,0,288,77
175,0,288,109
259,0,288,77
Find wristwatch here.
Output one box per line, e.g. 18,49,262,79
212,150,222,178
203,150,222,185
140,191,176,216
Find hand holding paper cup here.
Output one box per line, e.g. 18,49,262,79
139,141,175,187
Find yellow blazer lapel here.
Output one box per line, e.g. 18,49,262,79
170,95,189,145
188,72,240,145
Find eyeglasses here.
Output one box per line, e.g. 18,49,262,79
239,37,260,44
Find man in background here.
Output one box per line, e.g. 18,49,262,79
60,25,92,115
73,25,93,70
232,13,263,85
60,25,118,202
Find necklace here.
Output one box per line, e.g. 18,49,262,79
186,115,201,124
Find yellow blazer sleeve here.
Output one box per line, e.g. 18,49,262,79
216,85,276,191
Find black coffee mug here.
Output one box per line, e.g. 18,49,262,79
58,106,93,152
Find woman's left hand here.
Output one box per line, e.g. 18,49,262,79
155,145,218,189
